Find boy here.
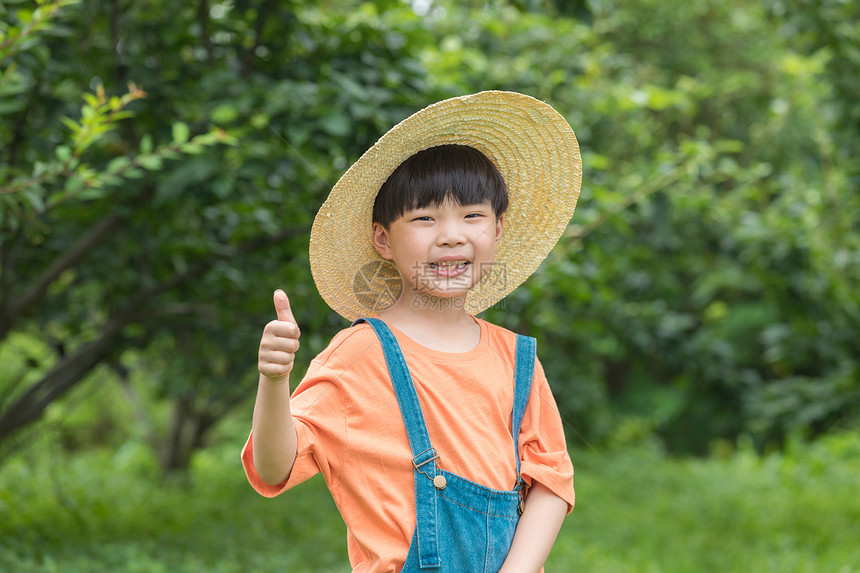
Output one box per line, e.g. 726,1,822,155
244,91,582,572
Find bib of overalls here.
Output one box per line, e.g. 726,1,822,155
355,318,536,573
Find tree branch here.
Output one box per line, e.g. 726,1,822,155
0,229,14,339
197,0,214,62
0,223,309,443
4,71,43,169
240,0,278,77
0,302,129,438
0,213,123,341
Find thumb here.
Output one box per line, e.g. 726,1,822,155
273,289,295,323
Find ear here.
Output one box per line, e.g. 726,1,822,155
494,214,504,246
372,222,393,259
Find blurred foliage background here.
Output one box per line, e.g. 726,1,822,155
1,0,858,570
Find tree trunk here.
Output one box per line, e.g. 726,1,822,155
159,391,216,475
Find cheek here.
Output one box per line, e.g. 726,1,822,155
477,232,500,257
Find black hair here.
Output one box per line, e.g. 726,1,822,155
372,144,509,228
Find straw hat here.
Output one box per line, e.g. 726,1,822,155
309,90,582,321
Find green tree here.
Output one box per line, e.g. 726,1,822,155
0,0,443,471
2,0,857,467
426,0,860,451
0,0,234,460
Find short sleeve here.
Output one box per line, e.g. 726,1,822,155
517,356,575,513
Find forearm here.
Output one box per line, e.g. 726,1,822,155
251,373,298,486
498,481,568,573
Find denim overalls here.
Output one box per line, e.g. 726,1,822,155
356,318,536,573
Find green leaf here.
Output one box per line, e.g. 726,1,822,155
716,139,745,153
140,134,153,154
137,155,163,170
0,99,26,115
106,156,131,173
319,113,350,137
55,145,72,162
172,121,190,144
111,111,134,122
60,116,79,132
210,104,238,124
179,143,205,155
62,176,85,195
250,113,269,129
21,188,45,211
16,8,33,24
78,187,108,200
81,92,99,109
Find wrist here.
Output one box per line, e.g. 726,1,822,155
259,371,291,387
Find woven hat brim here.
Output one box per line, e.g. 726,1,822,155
310,91,582,321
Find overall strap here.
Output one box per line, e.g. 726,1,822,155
353,318,441,569
511,335,536,480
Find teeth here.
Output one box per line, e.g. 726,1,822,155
432,261,468,269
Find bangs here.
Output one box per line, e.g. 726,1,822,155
372,145,508,227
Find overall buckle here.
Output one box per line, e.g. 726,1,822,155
413,448,447,490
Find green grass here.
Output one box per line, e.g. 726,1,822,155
2,433,859,572
552,434,860,572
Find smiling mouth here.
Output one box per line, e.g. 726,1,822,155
428,260,471,276
430,260,469,269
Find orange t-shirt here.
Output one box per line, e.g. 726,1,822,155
242,318,574,572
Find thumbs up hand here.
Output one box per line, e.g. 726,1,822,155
258,289,301,383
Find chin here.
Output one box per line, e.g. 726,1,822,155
410,291,469,311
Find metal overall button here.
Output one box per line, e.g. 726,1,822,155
413,448,446,490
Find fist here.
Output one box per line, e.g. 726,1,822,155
258,289,301,382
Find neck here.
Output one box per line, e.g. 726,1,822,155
376,293,480,352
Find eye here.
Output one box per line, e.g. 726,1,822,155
410,215,433,222
462,203,493,219
466,208,493,219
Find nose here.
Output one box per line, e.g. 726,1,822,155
436,217,466,247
